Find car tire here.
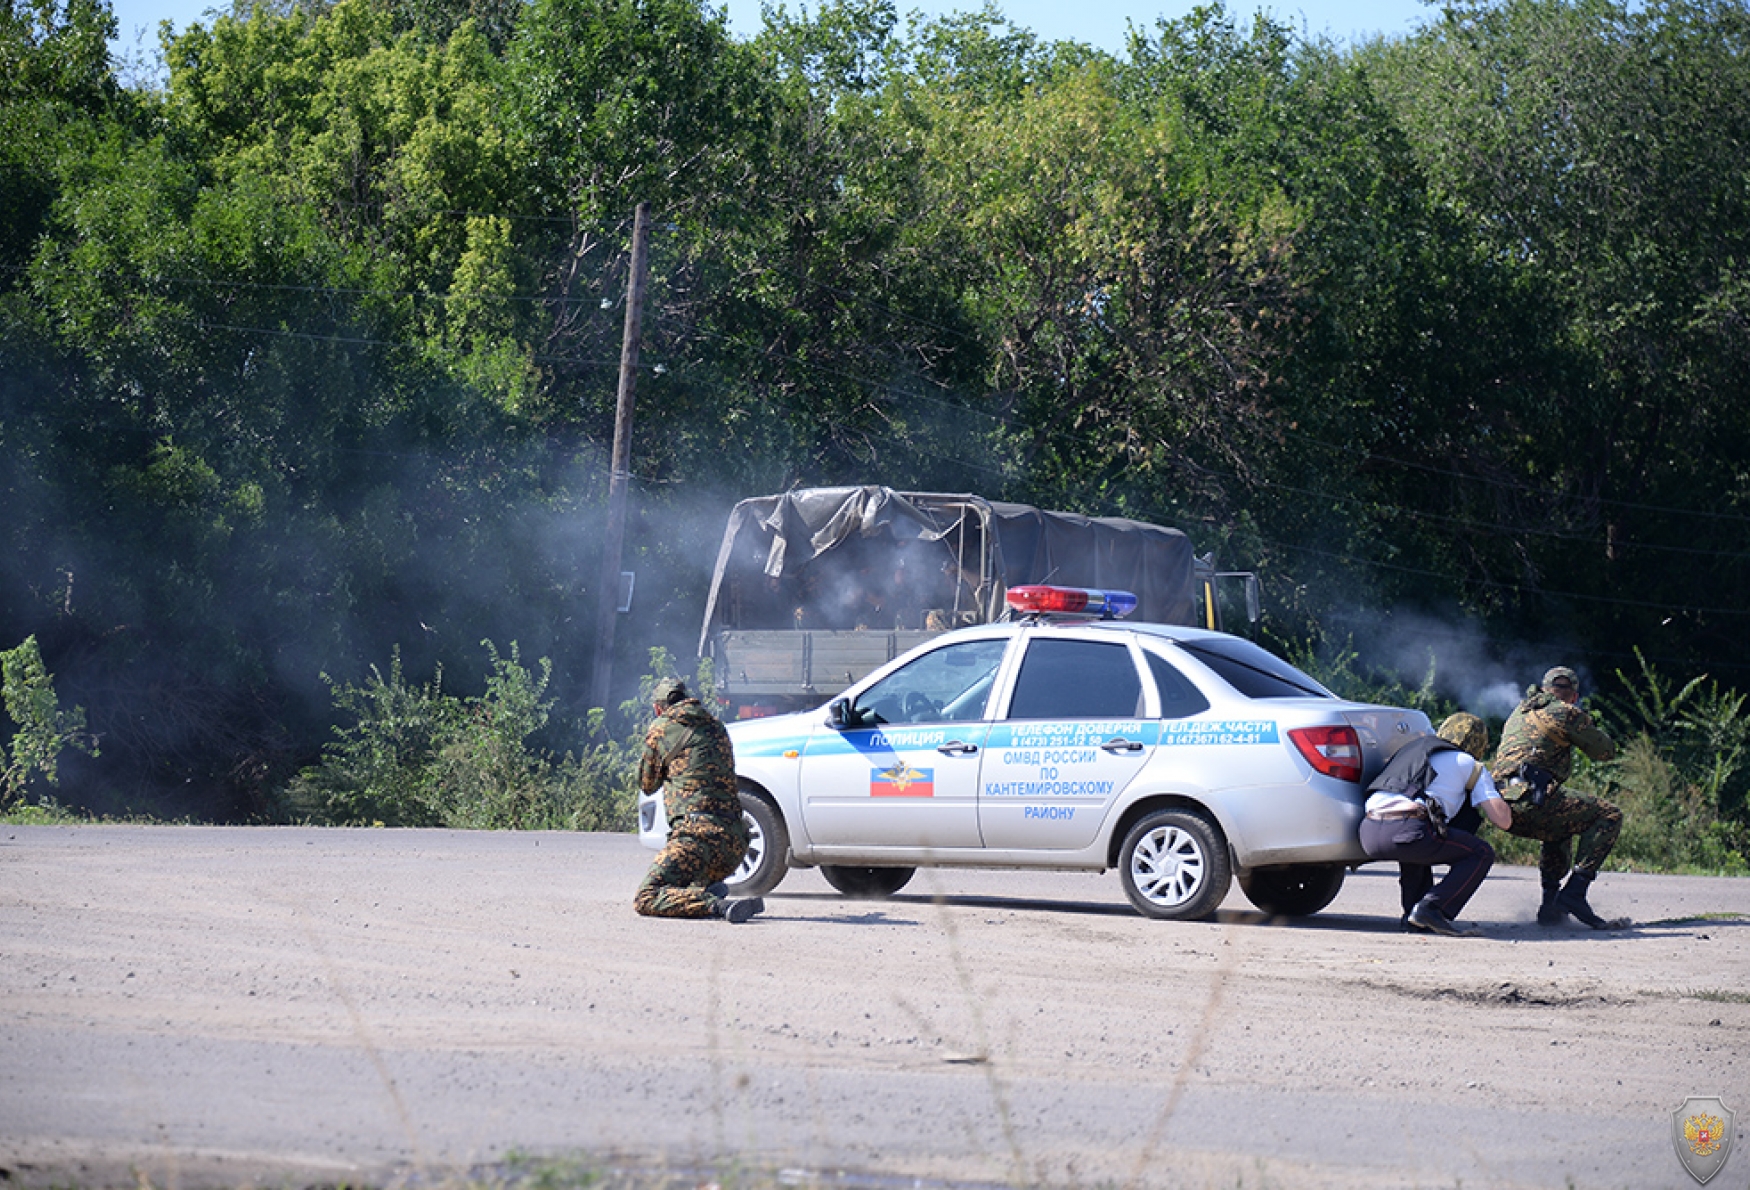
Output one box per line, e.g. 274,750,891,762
1118,808,1232,920
819,865,916,899
1238,863,1346,917
726,790,789,898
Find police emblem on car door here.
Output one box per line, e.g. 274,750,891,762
798,637,1009,848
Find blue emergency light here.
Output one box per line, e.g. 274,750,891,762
1005,585,1139,618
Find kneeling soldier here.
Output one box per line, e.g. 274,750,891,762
635,679,764,923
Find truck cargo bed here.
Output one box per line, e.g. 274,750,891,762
715,629,941,698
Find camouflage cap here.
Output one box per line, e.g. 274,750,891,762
1436,712,1489,761
1541,666,1579,691
652,677,689,705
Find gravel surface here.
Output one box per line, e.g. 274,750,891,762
2,824,1748,1189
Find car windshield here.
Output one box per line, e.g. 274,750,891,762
1174,638,1333,700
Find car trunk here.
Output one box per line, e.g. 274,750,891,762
1340,706,1433,786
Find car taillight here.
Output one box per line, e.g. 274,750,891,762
1288,725,1363,783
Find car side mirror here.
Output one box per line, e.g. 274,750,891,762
827,697,855,729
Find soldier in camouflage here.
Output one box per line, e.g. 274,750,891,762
634,678,763,923
1491,666,1624,929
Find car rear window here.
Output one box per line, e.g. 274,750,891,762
1175,638,1332,700
1007,639,1143,719
1144,651,1211,719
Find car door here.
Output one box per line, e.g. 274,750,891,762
978,634,1156,851
797,637,1010,849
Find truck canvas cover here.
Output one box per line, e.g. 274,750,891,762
699,486,1197,655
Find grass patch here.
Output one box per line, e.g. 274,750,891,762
2,798,90,826
1651,986,1750,1005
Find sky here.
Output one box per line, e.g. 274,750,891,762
106,0,1443,62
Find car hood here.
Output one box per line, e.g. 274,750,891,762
726,708,824,755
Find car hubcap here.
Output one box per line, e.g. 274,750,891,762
734,810,764,883
1132,825,1205,906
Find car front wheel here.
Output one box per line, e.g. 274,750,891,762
727,790,789,898
1118,808,1232,920
819,865,916,899
1238,863,1346,917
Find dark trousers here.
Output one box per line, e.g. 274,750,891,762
1360,815,1495,920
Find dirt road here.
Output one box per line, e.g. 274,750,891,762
2,825,1747,1189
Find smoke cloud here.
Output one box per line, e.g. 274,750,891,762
1323,604,1590,719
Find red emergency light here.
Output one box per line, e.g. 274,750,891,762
1005,585,1139,618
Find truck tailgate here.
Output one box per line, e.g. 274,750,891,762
716,629,939,698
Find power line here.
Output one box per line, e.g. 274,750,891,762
1179,456,1750,561
14,250,1750,565
1286,424,1750,527
17,238,1750,539
1266,537,1750,618
29,295,1750,575
646,313,1022,430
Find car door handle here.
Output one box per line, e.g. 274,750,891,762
1100,737,1144,753
937,741,980,756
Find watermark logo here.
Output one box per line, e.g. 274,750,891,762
1672,1096,1735,1185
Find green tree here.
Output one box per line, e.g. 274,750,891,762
1,634,99,806
1,0,117,109
1369,0,1750,668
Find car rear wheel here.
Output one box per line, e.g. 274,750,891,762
1239,863,1346,917
819,865,916,899
726,790,789,898
1118,808,1232,920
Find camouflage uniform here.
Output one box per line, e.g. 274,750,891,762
634,693,750,919
1492,688,1620,881
1491,670,1623,926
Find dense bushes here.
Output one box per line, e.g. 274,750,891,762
1563,655,1750,875
281,644,715,831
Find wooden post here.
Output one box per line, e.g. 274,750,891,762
588,202,651,711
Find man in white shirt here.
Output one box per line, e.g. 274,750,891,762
1360,713,1514,936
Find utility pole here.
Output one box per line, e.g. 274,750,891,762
588,202,651,711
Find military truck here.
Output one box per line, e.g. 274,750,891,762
699,486,1257,717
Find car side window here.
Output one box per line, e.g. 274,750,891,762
1144,651,1211,720
1006,639,1142,720
856,638,1009,724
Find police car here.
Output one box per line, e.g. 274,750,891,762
639,584,1430,920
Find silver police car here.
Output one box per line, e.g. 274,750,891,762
640,585,1429,920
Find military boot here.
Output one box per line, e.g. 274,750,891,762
715,896,764,924
1554,870,1609,929
1537,882,1569,926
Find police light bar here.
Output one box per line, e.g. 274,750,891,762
1005,585,1139,618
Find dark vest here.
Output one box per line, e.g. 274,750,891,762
1367,735,1462,798
1368,735,1482,834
